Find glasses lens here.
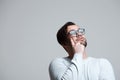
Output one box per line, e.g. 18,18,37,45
69,30,76,36
68,28,85,37
78,28,85,35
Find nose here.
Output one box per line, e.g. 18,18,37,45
76,32,82,37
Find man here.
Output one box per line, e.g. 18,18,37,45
49,22,115,80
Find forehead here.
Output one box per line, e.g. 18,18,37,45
67,25,79,32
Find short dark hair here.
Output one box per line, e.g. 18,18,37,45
56,22,76,45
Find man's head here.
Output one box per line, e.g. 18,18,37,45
56,22,87,48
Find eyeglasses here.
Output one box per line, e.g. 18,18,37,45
67,28,85,37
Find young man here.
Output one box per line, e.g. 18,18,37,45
49,22,115,80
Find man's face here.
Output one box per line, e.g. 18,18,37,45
66,25,87,47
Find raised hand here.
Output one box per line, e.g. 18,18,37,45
70,37,85,54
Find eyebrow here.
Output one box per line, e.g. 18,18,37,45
69,28,80,31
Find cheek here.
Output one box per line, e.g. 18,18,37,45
66,37,72,45
72,37,77,41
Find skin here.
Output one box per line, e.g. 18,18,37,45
63,25,87,59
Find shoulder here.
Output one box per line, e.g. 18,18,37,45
49,57,68,68
49,57,70,73
98,58,113,70
50,57,65,64
89,57,111,64
97,58,115,80
88,57,114,72
87,57,100,64
99,58,112,66
88,57,112,67
49,58,62,66
90,58,114,72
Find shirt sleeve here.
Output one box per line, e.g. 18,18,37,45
99,58,115,80
49,53,83,80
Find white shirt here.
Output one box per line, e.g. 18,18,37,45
49,53,115,80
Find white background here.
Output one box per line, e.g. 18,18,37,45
0,0,120,80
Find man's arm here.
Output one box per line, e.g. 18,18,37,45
49,53,83,80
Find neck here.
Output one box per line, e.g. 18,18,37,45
83,50,87,59
68,50,87,59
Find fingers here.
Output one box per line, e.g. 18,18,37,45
70,37,80,46
70,37,76,46
70,37,84,53
70,37,86,48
